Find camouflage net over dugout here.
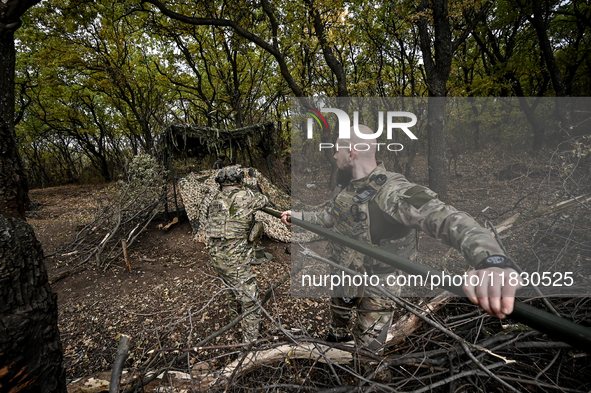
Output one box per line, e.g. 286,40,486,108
161,122,276,162
178,165,314,243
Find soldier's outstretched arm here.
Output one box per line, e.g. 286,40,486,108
379,183,521,318
382,185,506,263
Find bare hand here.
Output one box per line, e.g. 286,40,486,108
463,267,522,319
281,211,292,226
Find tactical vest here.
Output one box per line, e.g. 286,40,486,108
328,170,417,273
206,189,252,239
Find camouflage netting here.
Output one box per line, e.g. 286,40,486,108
178,165,315,243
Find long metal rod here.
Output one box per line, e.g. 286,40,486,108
262,207,591,352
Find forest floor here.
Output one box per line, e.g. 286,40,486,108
26,146,591,392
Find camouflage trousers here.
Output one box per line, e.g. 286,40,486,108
208,238,260,342
329,271,401,350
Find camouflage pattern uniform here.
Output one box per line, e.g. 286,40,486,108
303,163,506,349
206,183,268,342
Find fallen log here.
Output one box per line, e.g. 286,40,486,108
385,293,452,346
210,343,352,387
48,265,87,285
496,213,520,234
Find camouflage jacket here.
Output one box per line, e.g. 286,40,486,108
303,163,506,270
206,186,268,241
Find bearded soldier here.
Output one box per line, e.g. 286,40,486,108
207,166,268,342
282,125,520,349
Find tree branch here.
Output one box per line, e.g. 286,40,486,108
141,0,304,96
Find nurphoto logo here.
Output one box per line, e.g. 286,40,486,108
305,107,418,152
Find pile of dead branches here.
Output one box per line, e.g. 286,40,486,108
52,153,166,270
108,284,591,392
98,246,591,393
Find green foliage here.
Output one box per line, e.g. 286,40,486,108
115,153,167,211
119,153,166,189
11,0,591,187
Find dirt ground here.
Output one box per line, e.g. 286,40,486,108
26,147,591,390
28,183,332,383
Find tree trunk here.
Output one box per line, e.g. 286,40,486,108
417,0,452,200
417,0,491,199
99,153,112,182
1,2,67,391
306,0,348,98
530,0,571,140
531,0,567,98
0,215,67,393
0,27,27,219
140,119,154,154
517,97,546,152
426,97,448,199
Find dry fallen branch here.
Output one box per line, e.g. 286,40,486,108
211,342,353,388
160,216,178,231
385,294,451,346
492,195,591,236
472,372,587,392
48,265,86,285
110,334,131,393
122,239,131,272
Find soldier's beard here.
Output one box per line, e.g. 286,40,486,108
336,168,352,188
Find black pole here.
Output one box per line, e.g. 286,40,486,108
261,207,591,352
168,147,180,222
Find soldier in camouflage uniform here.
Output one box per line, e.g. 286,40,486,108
282,125,520,349
207,167,269,342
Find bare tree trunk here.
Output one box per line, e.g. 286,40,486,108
530,0,571,140
516,96,546,152
0,216,66,393
0,26,27,219
417,0,491,199
1,2,67,392
530,0,567,98
305,0,349,98
417,0,452,200
426,97,448,199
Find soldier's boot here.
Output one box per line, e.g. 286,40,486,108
241,309,261,343
354,297,396,352
327,297,355,342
